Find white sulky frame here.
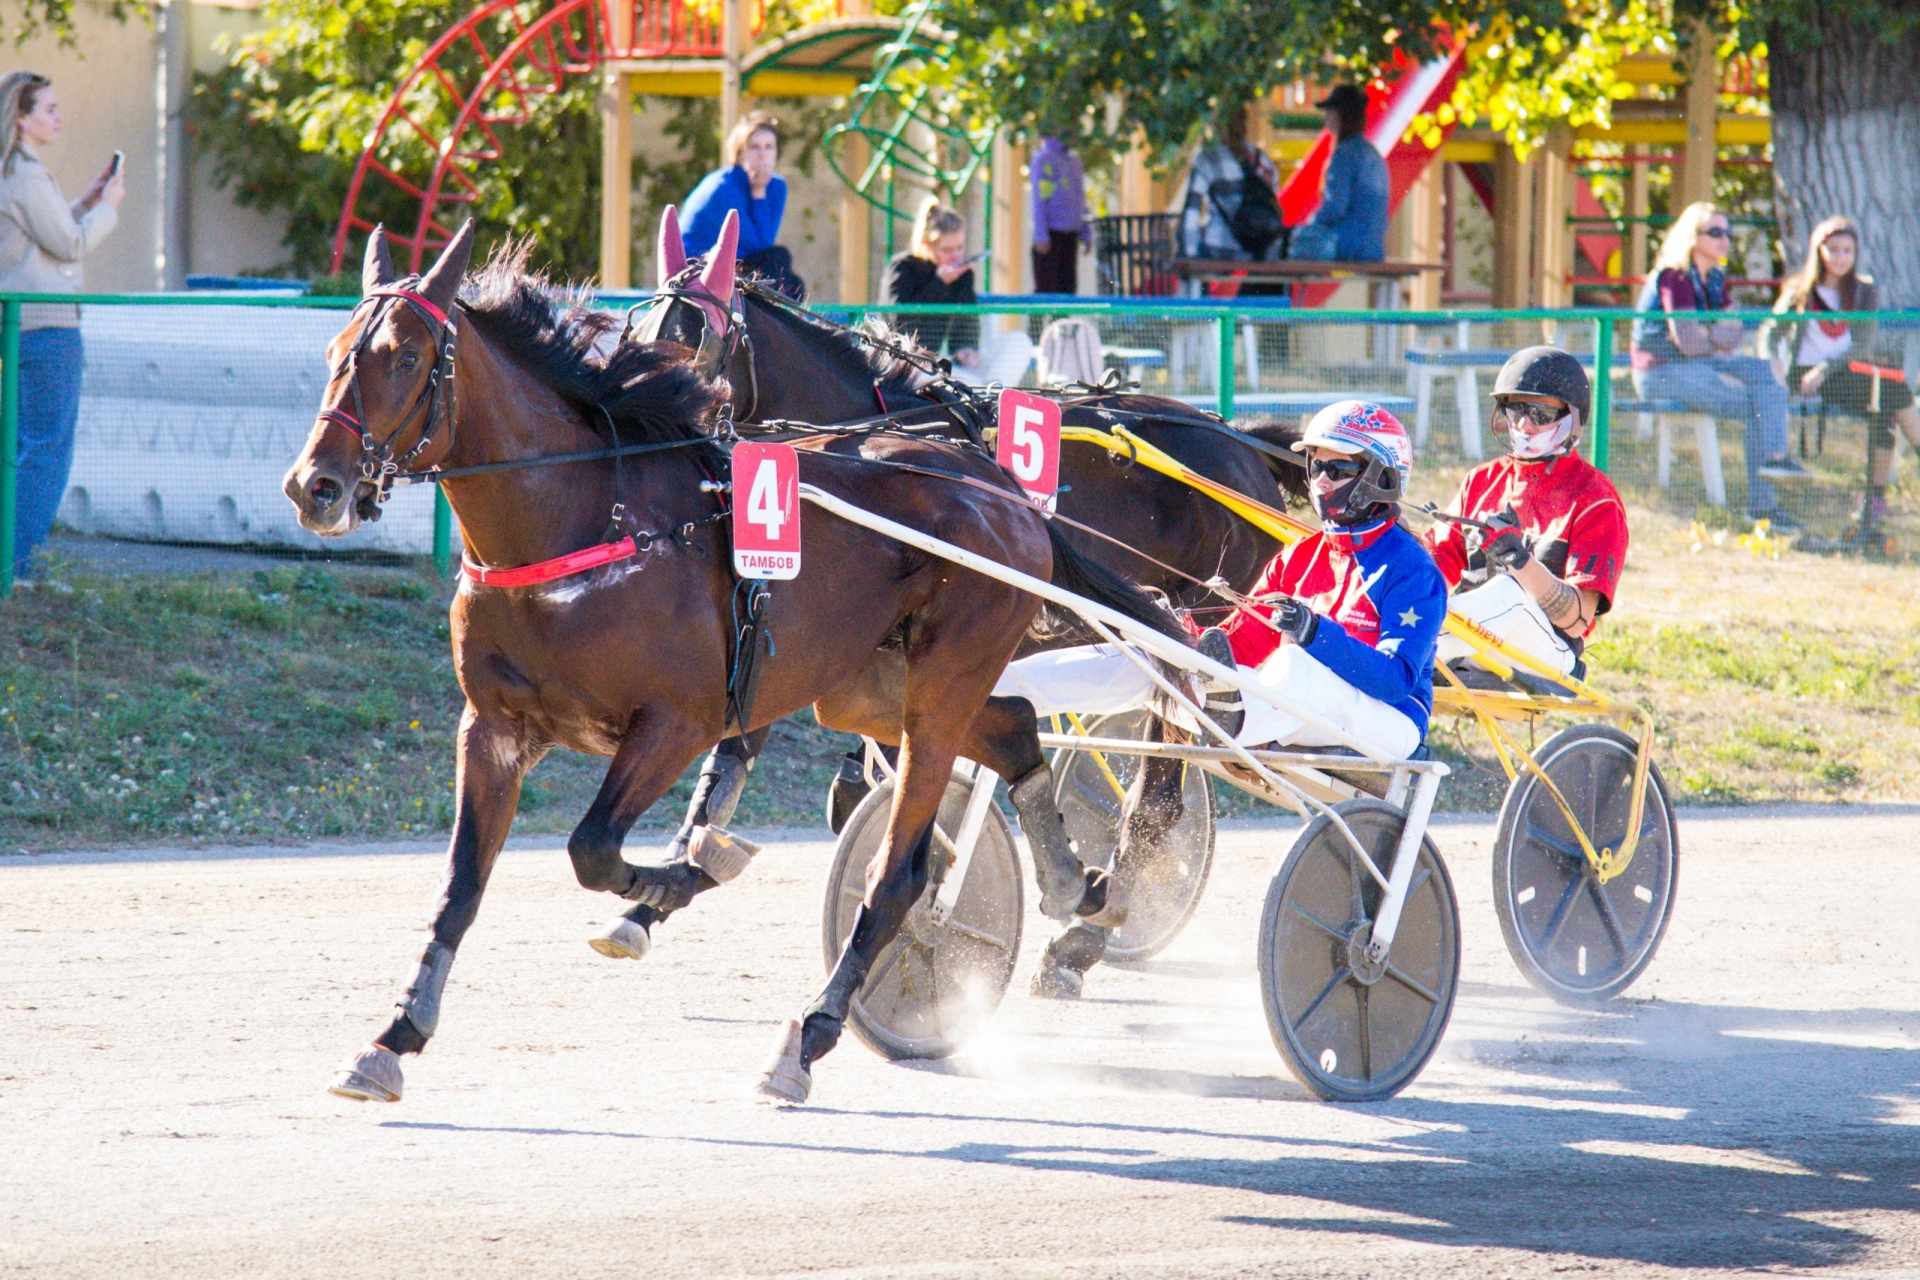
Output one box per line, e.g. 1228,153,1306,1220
799,484,1448,963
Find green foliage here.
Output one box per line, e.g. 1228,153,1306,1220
190,0,604,279
1,0,147,47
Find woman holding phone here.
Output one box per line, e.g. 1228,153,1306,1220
883,200,1033,385
0,70,122,581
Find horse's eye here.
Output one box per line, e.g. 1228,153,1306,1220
397,349,419,371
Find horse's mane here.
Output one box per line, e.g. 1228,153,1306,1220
460,244,728,446
741,278,926,396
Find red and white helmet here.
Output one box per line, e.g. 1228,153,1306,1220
1292,399,1414,480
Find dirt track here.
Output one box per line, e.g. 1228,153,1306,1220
4,808,1918,1278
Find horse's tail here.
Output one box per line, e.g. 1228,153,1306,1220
1236,416,1311,507
1033,520,1192,647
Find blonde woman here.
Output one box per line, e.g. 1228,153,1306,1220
679,110,803,299
883,201,981,364
1631,202,1805,527
0,71,122,580
1770,215,1919,551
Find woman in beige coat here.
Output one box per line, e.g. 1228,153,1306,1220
0,70,121,580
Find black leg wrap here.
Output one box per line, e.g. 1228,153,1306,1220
1031,923,1108,1000
798,1010,844,1069
1074,867,1113,920
620,860,717,910
800,938,871,1068
670,741,757,857
373,1009,430,1057
1007,763,1086,923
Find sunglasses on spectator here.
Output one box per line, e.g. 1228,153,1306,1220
1308,456,1368,480
1493,399,1569,428
1700,226,1732,240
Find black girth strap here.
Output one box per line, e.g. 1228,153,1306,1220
725,578,775,736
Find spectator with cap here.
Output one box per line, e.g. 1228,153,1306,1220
1287,84,1388,263
680,110,805,300
0,70,122,582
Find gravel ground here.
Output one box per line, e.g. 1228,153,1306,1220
3,807,1918,1278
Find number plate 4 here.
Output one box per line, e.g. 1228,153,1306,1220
731,441,802,580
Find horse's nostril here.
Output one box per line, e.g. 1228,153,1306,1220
312,476,343,507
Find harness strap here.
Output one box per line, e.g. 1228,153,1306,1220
462,536,641,588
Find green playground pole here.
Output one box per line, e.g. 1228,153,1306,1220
432,485,453,579
1591,315,1614,472
1217,313,1235,419
0,299,19,598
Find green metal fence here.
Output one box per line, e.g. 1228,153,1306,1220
5,290,1918,598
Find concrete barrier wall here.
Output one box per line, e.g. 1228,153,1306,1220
56,304,439,554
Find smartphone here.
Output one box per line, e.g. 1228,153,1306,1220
109,150,124,178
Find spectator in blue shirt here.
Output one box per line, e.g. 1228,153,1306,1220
680,111,805,300
1289,85,1389,263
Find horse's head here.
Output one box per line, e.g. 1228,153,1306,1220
635,206,739,370
285,221,475,536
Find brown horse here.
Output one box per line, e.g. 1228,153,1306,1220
282,222,1183,1104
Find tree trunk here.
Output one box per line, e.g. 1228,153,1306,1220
1771,14,1920,305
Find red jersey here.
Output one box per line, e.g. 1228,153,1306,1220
1424,451,1628,634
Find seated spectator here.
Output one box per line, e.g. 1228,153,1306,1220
1287,84,1388,263
1425,349,1628,679
1179,107,1282,263
1631,202,1807,529
680,111,804,300
1769,215,1920,554
884,200,1032,385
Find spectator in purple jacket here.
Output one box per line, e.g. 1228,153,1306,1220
1030,136,1088,294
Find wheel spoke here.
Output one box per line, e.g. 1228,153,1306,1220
1293,965,1352,1031
1523,821,1585,864
1357,985,1373,1081
862,933,913,994
1533,872,1585,954
1586,876,1631,957
1384,962,1441,1005
943,916,1013,952
1287,902,1348,942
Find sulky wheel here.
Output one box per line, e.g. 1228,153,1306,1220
1258,799,1460,1102
1493,723,1678,1008
1052,710,1215,962
821,769,1023,1061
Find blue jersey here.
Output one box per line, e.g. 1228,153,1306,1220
1222,516,1447,735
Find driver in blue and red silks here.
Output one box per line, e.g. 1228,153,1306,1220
994,400,1447,996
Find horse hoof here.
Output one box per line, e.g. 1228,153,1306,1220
1074,869,1129,929
754,1018,812,1104
1036,885,1085,925
328,1044,403,1102
1029,962,1084,1001
588,916,652,961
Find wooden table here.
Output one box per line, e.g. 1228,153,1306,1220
1171,259,1447,309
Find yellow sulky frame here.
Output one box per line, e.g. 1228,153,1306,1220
1057,421,1656,886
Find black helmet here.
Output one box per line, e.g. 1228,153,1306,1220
1493,346,1590,427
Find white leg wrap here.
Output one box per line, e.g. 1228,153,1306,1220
395,940,454,1037
686,825,761,884
328,1043,404,1103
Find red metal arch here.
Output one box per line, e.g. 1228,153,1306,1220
330,0,741,275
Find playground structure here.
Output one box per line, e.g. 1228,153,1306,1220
325,0,1774,310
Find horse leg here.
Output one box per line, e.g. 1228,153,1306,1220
589,725,773,961
567,711,718,921
329,709,535,1103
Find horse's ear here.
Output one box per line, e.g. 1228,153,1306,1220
419,219,476,314
698,209,738,305
362,226,395,294
658,205,687,282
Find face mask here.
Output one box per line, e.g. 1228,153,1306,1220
1508,414,1575,460
1310,467,1390,526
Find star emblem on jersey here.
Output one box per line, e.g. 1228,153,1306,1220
1399,607,1421,626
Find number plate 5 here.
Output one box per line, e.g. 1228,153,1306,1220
996,388,1061,506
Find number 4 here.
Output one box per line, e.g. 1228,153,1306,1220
746,458,785,539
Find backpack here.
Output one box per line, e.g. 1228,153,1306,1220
1208,151,1285,259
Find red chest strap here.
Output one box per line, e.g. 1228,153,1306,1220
462,536,638,589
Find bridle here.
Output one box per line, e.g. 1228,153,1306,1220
624,263,759,420
315,280,459,506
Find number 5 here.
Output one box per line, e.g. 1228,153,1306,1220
1008,406,1046,483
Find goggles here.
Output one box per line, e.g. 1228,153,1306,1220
1492,399,1569,428
1308,455,1368,481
